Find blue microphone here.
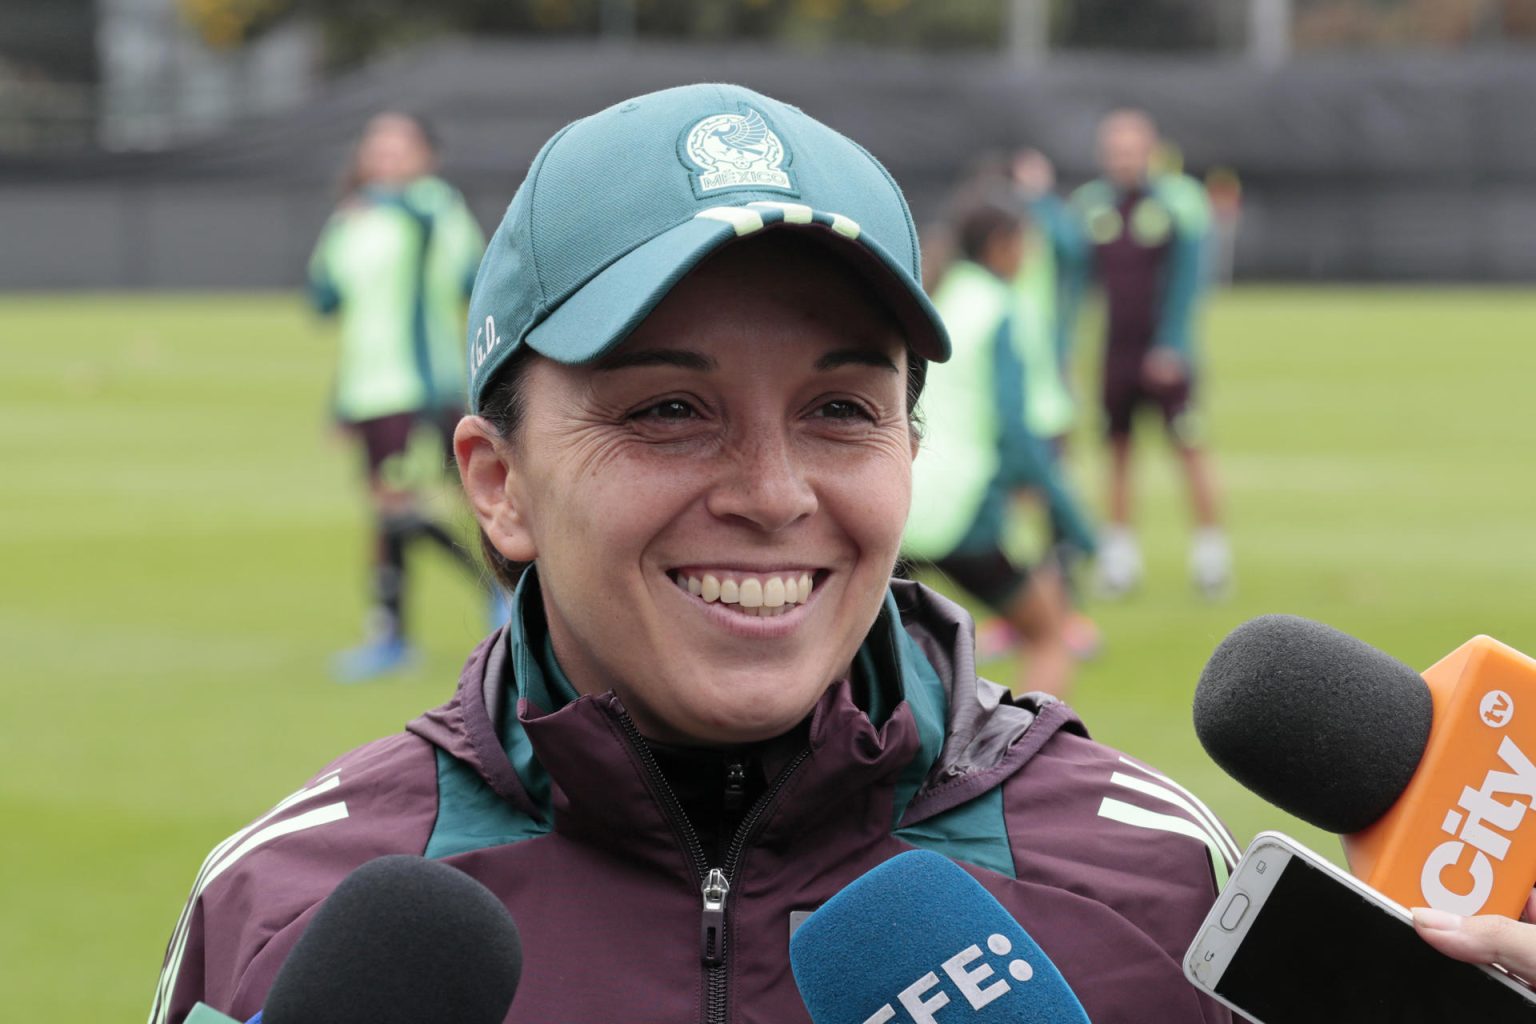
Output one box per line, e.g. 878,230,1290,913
790,850,1090,1024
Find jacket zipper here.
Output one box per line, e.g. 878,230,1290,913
613,707,810,1024
701,866,730,966
706,745,811,1022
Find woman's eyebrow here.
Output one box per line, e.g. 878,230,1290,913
596,349,716,372
815,349,899,373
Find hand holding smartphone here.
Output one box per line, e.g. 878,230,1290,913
1184,832,1536,1022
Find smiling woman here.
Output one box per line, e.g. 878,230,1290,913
458,234,918,746
150,84,1238,1024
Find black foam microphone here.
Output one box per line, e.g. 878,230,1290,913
261,855,522,1024
1194,613,1536,918
1194,614,1432,834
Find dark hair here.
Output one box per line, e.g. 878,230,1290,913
953,195,1024,265
478,345,537,441
392,110,441,152
924,156,1024,286
337,110,441,202
474,339,928,592
475,346,537,592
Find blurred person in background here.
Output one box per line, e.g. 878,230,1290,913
307,111,496,682
1007,148,1102,658
1203,165,1244,286
904,193,1097,698
929,153,1102,665
1066,108,1232,600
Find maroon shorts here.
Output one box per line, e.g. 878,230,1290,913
931,546,1032,611
1101,346,1194,441
347,408,462,486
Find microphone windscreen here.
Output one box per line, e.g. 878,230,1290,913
790,850,1089,1024
1193,614,1433,834
262,855,521,1024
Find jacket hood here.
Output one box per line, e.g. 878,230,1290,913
407,570,1086,831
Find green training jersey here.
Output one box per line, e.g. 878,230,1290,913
307,176,485,422
904,261,1008,559
906,261,1097,562
1011,224,1076,439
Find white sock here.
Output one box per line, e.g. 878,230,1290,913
1191,527,1229,558
1103,524,1138,552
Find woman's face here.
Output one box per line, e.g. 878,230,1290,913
355,114,435,189
1098,110,1156,189
475,237,917,745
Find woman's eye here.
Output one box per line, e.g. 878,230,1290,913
634,399,698,421
816,399,874,422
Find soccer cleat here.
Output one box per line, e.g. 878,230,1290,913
331,635,417,683
1063,612,1104,661
1189,527,1234,601
974,617,1020,661
1094,527,1143,599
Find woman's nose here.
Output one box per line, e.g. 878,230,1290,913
705,430,818,533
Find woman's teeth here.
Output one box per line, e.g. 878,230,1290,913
675,571,815,617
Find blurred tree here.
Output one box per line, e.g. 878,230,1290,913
1294,0,1536,49
178,0,295,49
1056,0,1221,51
0,0,98,150
291,0,1007,67
0,0,98,80
250,0,1536,67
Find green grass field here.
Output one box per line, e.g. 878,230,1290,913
3,287,1534,1018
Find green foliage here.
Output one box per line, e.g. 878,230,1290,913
1,287,1534,1017
301,0,1010,67
1056,0,1224,51
178,0,297,49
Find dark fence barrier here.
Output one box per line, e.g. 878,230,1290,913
3,39,1534,288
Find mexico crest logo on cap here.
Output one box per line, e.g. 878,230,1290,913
680,106,796,197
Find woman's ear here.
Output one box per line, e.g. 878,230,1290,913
455,415,538,563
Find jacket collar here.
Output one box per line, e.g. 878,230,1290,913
407,569,1081,847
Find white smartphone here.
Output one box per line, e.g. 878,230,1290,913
1184,831,1536,1022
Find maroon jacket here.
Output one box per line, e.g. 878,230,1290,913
150,578,1236,1023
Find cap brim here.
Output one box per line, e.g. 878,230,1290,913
523,207,950,365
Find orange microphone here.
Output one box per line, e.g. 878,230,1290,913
1194,615,1536,918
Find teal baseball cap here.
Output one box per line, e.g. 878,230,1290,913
466,82,949,412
